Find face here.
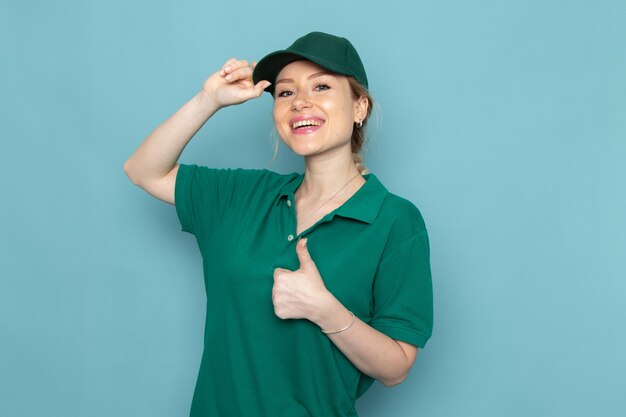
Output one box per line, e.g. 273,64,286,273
272,60,365,158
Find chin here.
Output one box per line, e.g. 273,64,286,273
279,130,352,158
279,137,319,155
286,144,324,157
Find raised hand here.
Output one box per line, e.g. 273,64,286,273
200,58,271,109
272,238,331,321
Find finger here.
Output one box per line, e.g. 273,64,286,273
220,58,238,76
224,65,253,83
234,80,270,103
253,80,271,97
251,61,258,70
222,59,250,76
220,58,248,77
273,267,291,278
296,238,313,269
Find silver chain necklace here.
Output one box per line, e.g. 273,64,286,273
295,172,361,226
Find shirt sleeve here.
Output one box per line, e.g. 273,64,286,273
369,213,433,349
174,163,251,237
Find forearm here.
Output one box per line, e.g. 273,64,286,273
311,294,413,387
124,91,219,185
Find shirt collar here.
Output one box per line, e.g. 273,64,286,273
277,173,388,224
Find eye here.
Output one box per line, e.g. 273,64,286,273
314,83,330,91
276,89,294,98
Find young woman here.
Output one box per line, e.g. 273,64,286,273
124,31,433,417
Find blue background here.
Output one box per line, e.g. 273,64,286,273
2,1,625,416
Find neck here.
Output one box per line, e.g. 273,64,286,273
298,151,363,199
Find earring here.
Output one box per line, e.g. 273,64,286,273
357,120,363,128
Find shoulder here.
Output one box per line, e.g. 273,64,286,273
221,167,299,190
383,192,426,227
361,173,430,257
374,190,431,264
178,164,299,192
378,189,427,235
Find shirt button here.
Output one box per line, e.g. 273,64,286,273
287,200,292,207
287,234,294,241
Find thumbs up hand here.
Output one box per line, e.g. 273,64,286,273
272,238,330,322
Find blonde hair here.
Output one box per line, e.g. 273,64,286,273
347,77,374,175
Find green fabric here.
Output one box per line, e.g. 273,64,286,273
175,164,433,417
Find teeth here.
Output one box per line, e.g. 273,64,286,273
292,119,323,129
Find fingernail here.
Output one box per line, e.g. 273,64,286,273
225,65,231,72
225,74,232,81
264,81,272,89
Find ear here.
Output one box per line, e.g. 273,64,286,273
354,95,369,124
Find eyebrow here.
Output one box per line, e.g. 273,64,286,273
275,71,334,85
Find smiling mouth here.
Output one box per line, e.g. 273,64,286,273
291,119,325,130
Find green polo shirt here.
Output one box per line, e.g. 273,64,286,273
175,164,433,417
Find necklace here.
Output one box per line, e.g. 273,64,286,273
295,172,361,227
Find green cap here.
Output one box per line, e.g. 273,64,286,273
253,31,368,95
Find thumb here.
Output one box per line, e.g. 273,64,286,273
296,238,314,269
252,80,271,97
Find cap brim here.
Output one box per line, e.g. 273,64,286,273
252,52,304,95
253,50,357,96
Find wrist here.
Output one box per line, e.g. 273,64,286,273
195,89,221,114
311,291,353,333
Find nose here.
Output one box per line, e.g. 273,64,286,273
291,91,312,112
